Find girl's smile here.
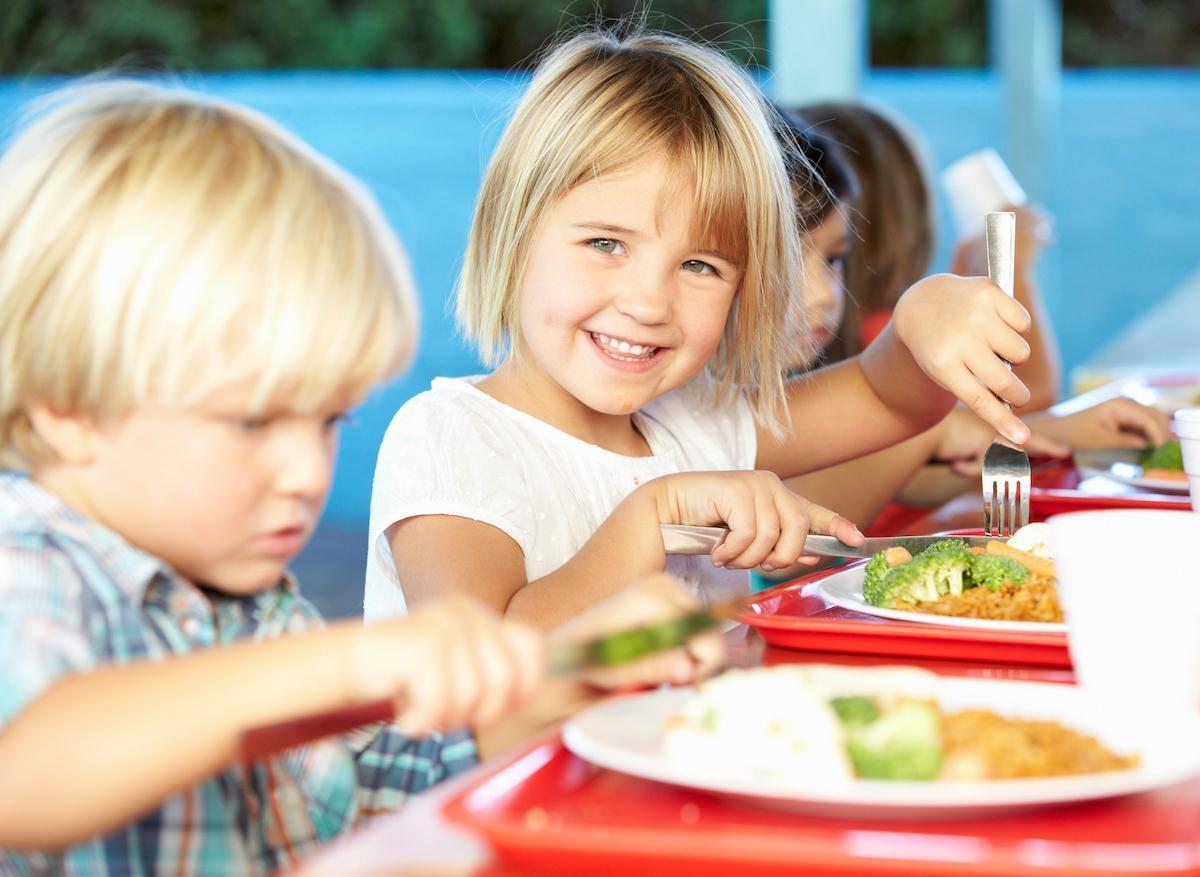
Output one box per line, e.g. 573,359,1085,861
481,152,742,449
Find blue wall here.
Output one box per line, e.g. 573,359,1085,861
2,69,1197,529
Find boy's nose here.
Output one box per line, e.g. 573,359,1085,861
276,428,335,499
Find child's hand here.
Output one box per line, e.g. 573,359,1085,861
893,273,1033,444
359,595,545,735
932,407,1070,477
651,470,863,571
1026,397,1173,451
548,574,725,690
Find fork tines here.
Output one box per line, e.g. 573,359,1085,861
982,442,1031,538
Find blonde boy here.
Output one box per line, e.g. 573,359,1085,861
0,81,574,875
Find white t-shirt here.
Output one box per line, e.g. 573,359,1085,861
364,375,758,620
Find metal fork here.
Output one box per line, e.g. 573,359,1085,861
980,211,1030,537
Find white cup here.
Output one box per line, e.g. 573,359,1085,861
1174,408,1200,511
1050,510,1200,711
941,149,1027,241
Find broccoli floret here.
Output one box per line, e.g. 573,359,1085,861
866,551,970,607
919,539,973,561
1140,439,1183,472
831,696,881,728
862,552,892,605
967,553,1029,591
843,699,944,781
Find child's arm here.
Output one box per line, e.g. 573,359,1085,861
758,273,1034,479
0,597,542,849
390,468,862,630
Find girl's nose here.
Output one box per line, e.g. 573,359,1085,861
614,281,673,325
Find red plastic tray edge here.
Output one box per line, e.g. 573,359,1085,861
441,735,1200,877
738,538,1072,668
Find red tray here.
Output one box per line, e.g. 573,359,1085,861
444,735,1200,877
740,563,1071,668
1030,460,1191,516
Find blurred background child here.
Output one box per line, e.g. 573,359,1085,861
0,81,720,874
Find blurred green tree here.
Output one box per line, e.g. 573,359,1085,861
1,0,1195,74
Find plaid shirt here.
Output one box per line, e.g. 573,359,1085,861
0,471,478,876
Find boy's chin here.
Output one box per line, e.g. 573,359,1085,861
193,561,290,595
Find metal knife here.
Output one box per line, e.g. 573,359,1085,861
661,523,1004,559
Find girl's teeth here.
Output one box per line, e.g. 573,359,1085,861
591,332,656,360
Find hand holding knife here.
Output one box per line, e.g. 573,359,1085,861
238,596,744,761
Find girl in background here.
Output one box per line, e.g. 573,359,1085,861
366,27,1038,629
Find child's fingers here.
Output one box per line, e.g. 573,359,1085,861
461,612,532,728
726,488,784,569
760,490,811,571
709,490,757,567
1023,430,1071,459
968,351,1032,409
685,630,725,679
988,323,1032,367
946,365,1030,444
1113,400,1173,446
394,655,449,736
993,291,1032,333
800,499,864,545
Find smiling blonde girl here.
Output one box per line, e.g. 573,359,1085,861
367,28,1036,629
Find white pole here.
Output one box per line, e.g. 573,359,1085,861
990,0,1062,202
768,0,867,106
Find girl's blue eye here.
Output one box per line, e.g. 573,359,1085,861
682,259,717,276
827,253,848,272
589,238,621,255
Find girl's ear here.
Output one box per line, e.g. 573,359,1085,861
26,404,102,466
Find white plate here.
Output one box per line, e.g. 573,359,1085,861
562,672,1200,820
816,563,1067,634
1075,448,1190,494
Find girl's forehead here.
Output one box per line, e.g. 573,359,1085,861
554,153,745,262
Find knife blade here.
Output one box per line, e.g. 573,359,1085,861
660,523,1004,559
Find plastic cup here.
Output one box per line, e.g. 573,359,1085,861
1174,408,1200,511
941,148,1027,242
1049,509,1200,711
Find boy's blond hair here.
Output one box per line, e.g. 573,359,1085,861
0,80,417,471
457,29,805,430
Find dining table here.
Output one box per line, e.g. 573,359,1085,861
290,382,1199,877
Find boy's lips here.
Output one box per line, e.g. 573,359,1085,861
258,525,308,558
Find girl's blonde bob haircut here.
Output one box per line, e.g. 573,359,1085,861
0,80,418,471
457,29,805,430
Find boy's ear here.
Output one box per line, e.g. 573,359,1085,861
26,404,102,466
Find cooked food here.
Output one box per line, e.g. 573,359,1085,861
1140,438,1184,471
664,667,1138,783
863,525,1061,623
1140,438,1188,482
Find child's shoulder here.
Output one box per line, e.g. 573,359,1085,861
382,375,564,454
